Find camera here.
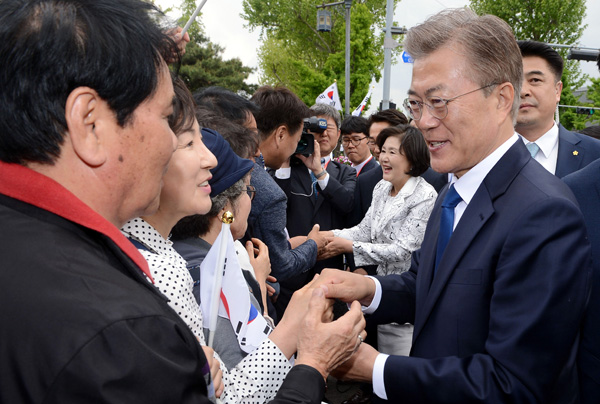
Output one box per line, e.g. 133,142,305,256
295,116,328,156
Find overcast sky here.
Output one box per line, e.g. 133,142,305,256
157,0,599,115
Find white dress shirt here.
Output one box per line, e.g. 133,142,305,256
518,123,559,174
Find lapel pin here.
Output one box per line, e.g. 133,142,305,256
573,150,579,156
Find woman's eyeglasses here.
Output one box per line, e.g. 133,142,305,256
246,185,256,201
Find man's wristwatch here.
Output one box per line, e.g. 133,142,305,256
314,170,327,179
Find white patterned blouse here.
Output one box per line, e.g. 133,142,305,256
122,218,291,404
334,176,436,276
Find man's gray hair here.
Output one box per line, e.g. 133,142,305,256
309,104,342,129
404,8,522,120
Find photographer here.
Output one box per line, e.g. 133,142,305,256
273,104,356,318
247,86,328,289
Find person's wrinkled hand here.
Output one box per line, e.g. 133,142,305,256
201,346,223,398
330,340,379,383
295,287,366,380
317,236,351,260
313,268,377,307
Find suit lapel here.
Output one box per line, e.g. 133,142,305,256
413,141,529,341
555,125,583,178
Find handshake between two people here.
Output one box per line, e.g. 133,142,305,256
288,269,381,383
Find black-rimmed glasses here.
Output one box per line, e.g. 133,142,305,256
403,83,498,121
246,185,256,201
341,136,368,147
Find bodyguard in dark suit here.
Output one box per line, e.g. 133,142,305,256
516,40,600,177
314,9,591,403
564,146,600,404
274,104,356,316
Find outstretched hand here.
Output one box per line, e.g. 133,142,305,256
313,268,377,307
295,287,366,380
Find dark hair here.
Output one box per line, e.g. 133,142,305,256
368,109,408,128
578,125,600,140
196,106,258,159
170,75,196,136
518,40,564,81
340,116,369,137
0,0,178,164
250,86,310,141
171,175,247,240
194,86,260,126
376,125,430,177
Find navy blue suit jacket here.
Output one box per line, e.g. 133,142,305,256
564,159,600,404
369,140,591,403
555,124,600,178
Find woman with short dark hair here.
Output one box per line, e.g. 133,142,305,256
321,124,436,357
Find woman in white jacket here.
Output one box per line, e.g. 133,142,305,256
321,125,437,356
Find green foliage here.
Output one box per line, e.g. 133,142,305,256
163,0,256,94
242,0,398,111
470,0,586,44
469,0,591,130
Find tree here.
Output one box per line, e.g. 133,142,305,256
469,0,595,130
159,0,256,94
242,0,399,110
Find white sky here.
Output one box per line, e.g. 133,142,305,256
156,0,600,115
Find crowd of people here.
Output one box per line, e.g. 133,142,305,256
1,1,599,404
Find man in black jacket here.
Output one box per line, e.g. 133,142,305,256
0,1,364,403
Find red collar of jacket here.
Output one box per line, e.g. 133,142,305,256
0,161,153,282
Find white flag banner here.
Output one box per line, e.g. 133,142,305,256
200,228,272,353
316,82,343,111
351,87,373,116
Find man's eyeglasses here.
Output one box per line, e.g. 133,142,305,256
403,83,498,121
341,136,368,147
246,185,256,201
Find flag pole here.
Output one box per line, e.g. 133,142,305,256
181,0,209,36
207,211,234,348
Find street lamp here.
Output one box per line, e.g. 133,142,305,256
316,0,352,116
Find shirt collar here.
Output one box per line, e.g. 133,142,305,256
450,133,519,205
518,122,558,159
351,154,373,172
0,161,153,281
121,217,174,256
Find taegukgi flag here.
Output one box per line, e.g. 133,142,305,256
316,81,343,111
352,86,374,117
200,227,272,353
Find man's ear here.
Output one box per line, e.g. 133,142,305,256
555,80,563,102
64,87,107,167
496,82,515,122
274,125,288,148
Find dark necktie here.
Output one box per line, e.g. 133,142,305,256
435,184,462,274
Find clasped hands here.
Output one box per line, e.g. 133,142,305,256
290,269,381,382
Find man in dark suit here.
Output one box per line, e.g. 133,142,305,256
340,116,378,176
516,40,600,177
273,103,356,317
315,9,591,403
562,56,600,404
